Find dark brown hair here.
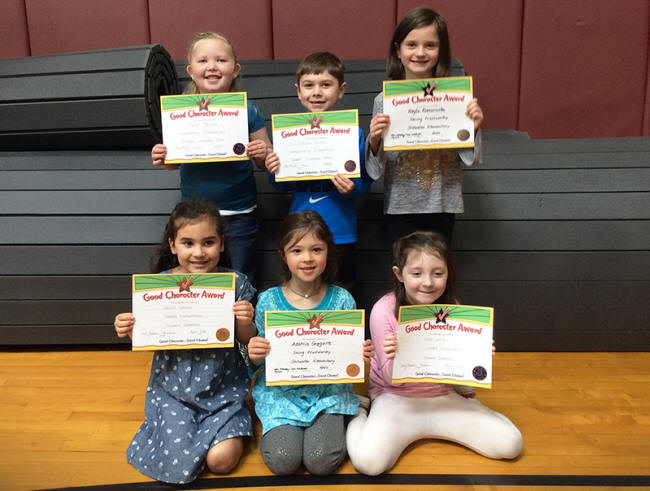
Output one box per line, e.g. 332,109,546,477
277,210,338,285
296,51,345,86
391,231,457,317
184,32,241,94
386,7,451,80
150,197,225,273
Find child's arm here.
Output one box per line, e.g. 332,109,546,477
114,312,134,339
151,144,180,170
247,127,272,170
247,336,270,365
368,113,390,156
233,300,256,344
369,301,399,385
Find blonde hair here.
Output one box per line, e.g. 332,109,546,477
184,32,241,94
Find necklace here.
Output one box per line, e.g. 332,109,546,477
286,282,320,298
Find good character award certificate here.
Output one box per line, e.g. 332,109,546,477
383,77,475,151
264,310,365,386
131,273,236,351
160,92,249,164
271,109,360,181
392,304,493,388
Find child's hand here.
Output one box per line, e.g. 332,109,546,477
331,174,354,195
151,144,179,170
246,139,268,161
383,335,398,359
362,339,375,363
233,301,255,344
466,98,484,131
114,313,135,339
265,151,280,174
368,113,390,154
248,336,271,365
492,339,496,355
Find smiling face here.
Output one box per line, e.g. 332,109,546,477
393,250,448,305
169,218,224,274
296,71,346,112
397,24,440,79
186,38,241,94
282,231,328,286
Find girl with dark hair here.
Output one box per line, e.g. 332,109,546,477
367,7,485,246
247,210,373,476
346,231,522,475
113,197,257,483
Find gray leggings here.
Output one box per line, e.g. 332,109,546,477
260,413,346,475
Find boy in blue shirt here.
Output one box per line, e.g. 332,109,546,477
265,52,372,291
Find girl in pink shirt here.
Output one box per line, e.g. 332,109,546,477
346,231,522,475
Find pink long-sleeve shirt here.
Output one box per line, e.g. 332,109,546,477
368,293,453,400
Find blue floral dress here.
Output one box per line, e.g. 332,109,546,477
127,268,255,484
249,285,360,434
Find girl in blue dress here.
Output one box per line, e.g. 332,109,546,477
114,197,256,484
247,210,373,475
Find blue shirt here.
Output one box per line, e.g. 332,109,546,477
249,285,360,434
180,100,266,213
267,128,372,244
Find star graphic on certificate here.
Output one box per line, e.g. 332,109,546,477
198,96,211,111
310,115,323,129
422,81,436,96
177,276,194,292
435,307,450,324
308,313,324,329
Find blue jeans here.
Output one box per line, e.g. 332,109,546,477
223,211,258,286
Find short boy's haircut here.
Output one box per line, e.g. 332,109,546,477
296,52,345,85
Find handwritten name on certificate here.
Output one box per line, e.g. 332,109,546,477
272,110,360,181
383,77,474,151
131,273,236,351
392,304,493,388
160,92,249,164
264,310,365,386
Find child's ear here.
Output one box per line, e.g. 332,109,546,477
169,238,177,254
233,62,241,79
337,81,347,99
392,265,403,282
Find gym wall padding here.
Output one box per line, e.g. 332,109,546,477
0,44,179,150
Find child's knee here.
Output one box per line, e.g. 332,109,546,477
348,445,392,476
261,447,302,475
206,437,243,474
303,442,346,475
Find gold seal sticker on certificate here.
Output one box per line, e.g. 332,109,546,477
160,92,249,164
392,304,494,388
264,309,365,386
271,109,361,181
383,76,475,151
131,273,236,351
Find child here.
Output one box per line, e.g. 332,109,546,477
265,52,372,291
346,231,522,475
366,8,484,246
151,32,272,284
113,197,257,484
247,210,373,475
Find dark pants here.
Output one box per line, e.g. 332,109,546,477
223,211,258,285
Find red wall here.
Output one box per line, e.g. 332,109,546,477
1,0,649,138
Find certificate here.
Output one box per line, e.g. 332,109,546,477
392,304,493,388
272,109,360,181
383,77,474,151
160,92,249,164
131,273,236,351
264,309,365,385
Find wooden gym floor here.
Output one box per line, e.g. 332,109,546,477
1,350,649,491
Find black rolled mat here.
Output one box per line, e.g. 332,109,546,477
0,44,178,150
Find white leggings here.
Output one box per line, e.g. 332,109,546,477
346,391,523,476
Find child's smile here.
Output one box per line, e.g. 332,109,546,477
397,24,440,79
296,71,346,113
186,38,241,93
169,218,224,274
